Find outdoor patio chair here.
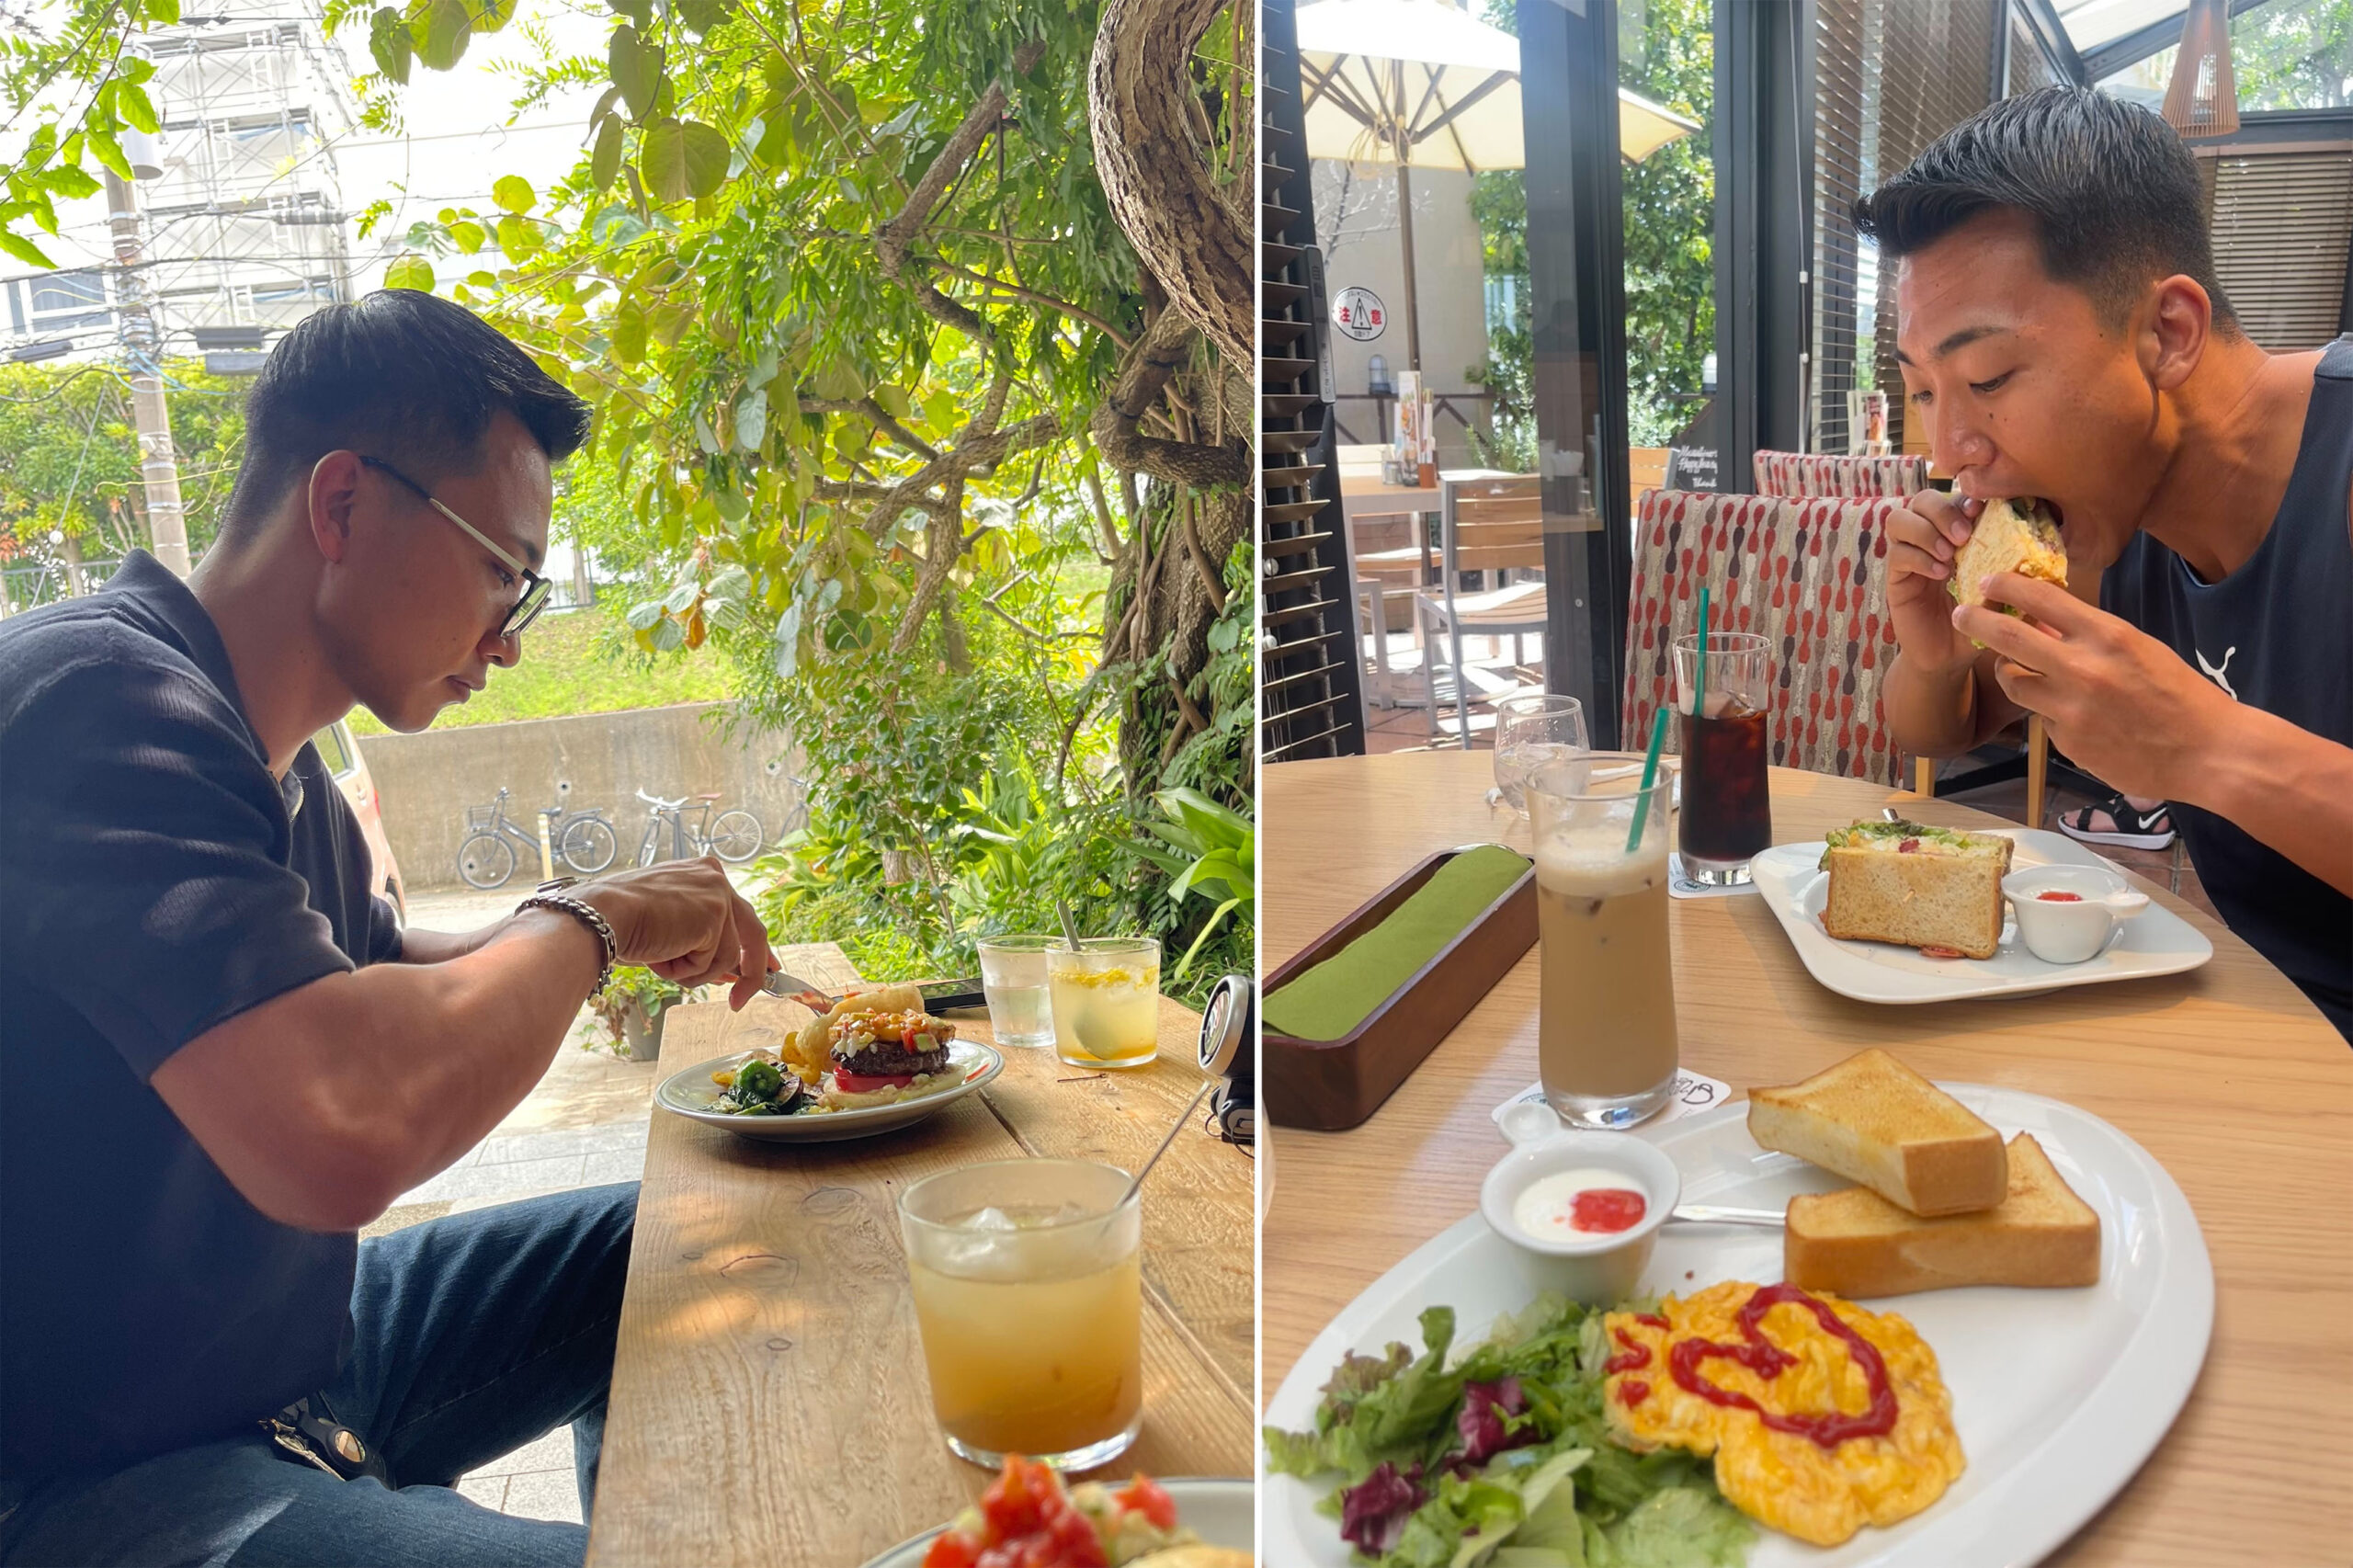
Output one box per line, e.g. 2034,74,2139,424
1621,488,1908,786
1753,449,1932,500
1418,474,1545,744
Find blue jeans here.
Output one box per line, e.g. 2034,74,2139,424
0,1183,637,1568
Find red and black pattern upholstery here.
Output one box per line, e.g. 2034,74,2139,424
1623,489,1905,786
1753,449,1931,500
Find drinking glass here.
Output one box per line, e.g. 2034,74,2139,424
899,1159,1142,1470
1672,631,1772,886
976,935,1055,1049
1526,753,1679,1130
1490,693,1590,816
1047,937,1161,1069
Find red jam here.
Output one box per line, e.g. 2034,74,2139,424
1665,1283,1899,1449
1603,1328,1653,1375
1570,1188,1648,1233
1620,1379,1651,1406
2036,890,2085,902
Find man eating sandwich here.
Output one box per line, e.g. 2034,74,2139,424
1865,86,2352,1040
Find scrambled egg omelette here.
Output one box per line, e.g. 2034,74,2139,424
1602,1281,1963,1547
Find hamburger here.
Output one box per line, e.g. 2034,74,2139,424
784,984,961,1108
1950,496,2066,645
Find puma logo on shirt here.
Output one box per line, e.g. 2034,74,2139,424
2196,644,2238,700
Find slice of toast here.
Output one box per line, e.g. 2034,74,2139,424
1784,1132,2101,1298
1818,820,2014,960
1747,1047,2006,1216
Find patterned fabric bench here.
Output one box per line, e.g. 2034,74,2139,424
1754,450,1931,500
1623,488,1905,787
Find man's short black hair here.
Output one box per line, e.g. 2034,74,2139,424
222,290,592,539
1855,85,2234,334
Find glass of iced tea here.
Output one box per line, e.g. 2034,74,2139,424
1491,693,1589,816
1526,754,1678,1129
1673,631,1772,886
1047,937,1161,1069
899,1159,1142,1470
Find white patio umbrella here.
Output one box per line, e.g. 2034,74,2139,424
1297,0,1699,368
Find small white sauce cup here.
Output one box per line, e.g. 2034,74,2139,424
2003,864,2150,964
1482,1104,1681,1304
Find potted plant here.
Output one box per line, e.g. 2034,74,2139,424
589,966,695,1061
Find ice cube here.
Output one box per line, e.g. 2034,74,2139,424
961,1206,1019,1232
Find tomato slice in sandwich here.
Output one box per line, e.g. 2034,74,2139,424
833,1068,917,1095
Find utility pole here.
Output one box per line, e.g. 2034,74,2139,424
103,168,191,577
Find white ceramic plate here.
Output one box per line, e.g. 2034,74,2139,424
1750,829,2212,1004
858,1476,1256,1567
1264,1086,2212,1568
655,1039,1004,1142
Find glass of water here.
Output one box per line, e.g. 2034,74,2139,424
1491,693,1590,815
976,935,1055,1049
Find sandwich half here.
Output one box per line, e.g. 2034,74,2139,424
1951,496,2066,645
1818,819,2015,960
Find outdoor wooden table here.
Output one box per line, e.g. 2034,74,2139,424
585,942,1254,1567
1262,751,2353,1567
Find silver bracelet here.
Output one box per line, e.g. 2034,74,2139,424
517,892,618,996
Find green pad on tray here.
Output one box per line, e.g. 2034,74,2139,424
1262,844,1531,1042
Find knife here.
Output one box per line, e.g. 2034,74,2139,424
758,970,988,1012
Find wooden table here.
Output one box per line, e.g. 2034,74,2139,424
1262,753,2353,1566
585,944,1254,1567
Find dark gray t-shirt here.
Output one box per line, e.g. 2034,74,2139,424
0,551,401,1483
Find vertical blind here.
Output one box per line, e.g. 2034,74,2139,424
1810,0,2000,455
2202,146,2353,353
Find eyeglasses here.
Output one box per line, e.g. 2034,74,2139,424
358,455,550,640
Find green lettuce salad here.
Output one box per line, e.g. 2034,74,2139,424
1264,1296,1753,1568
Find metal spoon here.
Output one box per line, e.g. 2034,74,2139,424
1667,1202,1786,1228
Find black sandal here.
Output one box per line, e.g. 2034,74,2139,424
2056,792,2176,851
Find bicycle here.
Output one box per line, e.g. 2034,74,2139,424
456,789,620,889
631,790,767,867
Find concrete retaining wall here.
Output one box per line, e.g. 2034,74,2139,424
357,702,801,891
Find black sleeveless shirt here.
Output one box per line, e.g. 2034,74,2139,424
2102,335,2353,1041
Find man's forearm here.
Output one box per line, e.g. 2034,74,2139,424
2185,705,2353,899
1883,651,1984,758
394,924,502,964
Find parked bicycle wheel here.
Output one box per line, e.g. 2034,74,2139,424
457,832,517,890
708,809,767,863
560,815,619,873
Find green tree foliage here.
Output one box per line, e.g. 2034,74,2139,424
0,0,184,270
1469,0,1715,459
0,359,246,562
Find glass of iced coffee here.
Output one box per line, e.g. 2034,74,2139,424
1673,631,1771,886
1526,754,1678,1129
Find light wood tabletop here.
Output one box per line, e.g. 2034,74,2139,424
584,943,1255,1568
1261,752,2352,1567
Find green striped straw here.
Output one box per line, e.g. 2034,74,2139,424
1626,705,1670,853
1693,585,1712,722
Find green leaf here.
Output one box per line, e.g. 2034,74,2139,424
610,296,647,364
84,131,133,181
676,0,729,35
449,219,486,253
112,80,160,135
467,0,516,33
41,165,100,200
664,579,701,614
733,388,767,451
626,598,665,631
608,0,652,26
415,0,472,70
649,616,685,652
922,390,959,432
0,231,57,269
491,174,535,214
143,0,180,21
639,116,688,204
495,214,540,258
590,114,624,190
369,7,414,83
608,25,661,121
680,120,729,199
383,253,436,290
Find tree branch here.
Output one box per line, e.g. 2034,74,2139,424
923,259,1133,350
1090,311,1249,491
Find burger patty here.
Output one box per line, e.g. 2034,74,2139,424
835,1040,950,1078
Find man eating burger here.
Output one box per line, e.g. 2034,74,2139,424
1865,86,2351,1040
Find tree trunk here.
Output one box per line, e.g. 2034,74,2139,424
1088,0,1254,372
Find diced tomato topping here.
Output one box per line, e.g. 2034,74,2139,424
1898,837,1921,853
833,1068,918,1095
1115,1474,1178,1530
961,1456,1111,1568
923,1529,985,1568
980,1457,1059,1540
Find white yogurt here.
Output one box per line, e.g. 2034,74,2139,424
1510,1166,1651,1242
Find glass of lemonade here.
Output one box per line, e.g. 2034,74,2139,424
899,1159,1142,1470
1491,693,1590,816
976,935,1056,1049
1047,937,1161,1069
1527,753,1679,1129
